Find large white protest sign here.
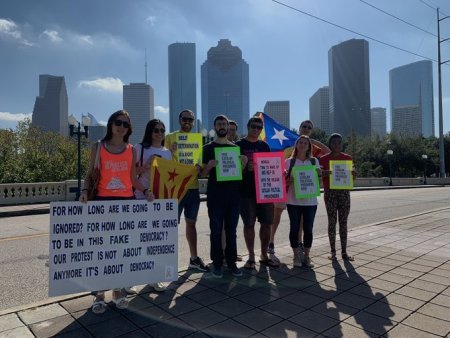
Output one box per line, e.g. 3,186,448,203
49,199,178,297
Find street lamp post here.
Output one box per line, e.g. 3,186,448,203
208,129,216,142
387,149,394,186
69,114,91,200
422,154,428,185
201,128,208,145
437,8,449,177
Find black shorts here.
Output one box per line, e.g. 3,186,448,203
240,197,274,227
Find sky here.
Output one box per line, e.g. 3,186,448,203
1,0,450,135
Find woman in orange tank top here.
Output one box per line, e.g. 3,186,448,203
80,110,154,314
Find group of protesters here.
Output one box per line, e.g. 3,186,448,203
80,108,355,314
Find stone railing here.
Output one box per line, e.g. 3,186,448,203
0,180,79,205
1,177,450,206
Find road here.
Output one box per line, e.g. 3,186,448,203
1,186,449,311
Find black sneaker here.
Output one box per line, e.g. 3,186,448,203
189,257,209,272
211,265,223,278
229,264,243,277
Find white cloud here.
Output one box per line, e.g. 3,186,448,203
0,112,31,122
40,29,63,43
0,18,34,46
0,18,21,39
155,106,169,114
145,16,156,26
78,77,124,93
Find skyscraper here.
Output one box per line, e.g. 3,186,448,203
201,39,249,131
389,60,434,137
168,42,197,132
32,74,68,135
123,83,154,145
309,87,330,134
328,39,371,137
264,101,290,129
370,107,386,137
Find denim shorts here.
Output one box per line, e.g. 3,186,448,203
240,197,274,227
178,189,200,223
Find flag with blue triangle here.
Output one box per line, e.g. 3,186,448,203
257,112,298,152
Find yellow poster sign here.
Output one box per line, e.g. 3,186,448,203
329,160,354,190
175,133,203,166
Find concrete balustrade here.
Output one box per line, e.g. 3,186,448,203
1,177,449,206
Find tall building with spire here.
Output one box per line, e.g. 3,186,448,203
168,42,197,132
389,60,434,137
123,83,154,145
201,39,249,131
328,39,371,137
32,74,68,135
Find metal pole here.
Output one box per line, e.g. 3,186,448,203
77,122,82,200
389,159,393,186
437,8,446,177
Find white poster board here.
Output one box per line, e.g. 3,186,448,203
49,199,178,297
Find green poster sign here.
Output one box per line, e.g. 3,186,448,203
214,147,242,181
292,165,321,198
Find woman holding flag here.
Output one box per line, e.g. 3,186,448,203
126,119,172,294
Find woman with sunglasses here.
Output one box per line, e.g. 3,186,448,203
285,135,322,268
80,110,154,314
127,119,171,294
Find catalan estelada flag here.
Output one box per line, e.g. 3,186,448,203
150,157,197,201
257,112,298,153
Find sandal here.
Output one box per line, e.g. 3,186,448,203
342,253,355,261
91,300,107,314
243,259,256,269
328,254,337,261
111,297,129,310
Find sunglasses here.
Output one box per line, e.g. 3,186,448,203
301,125,312,130
153,128,165,134
113,120,130,128
181,117,194,122
250,124,263,130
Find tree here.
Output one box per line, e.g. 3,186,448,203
0,119,90,183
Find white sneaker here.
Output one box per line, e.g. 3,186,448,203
123,287,137,295
151,282,167,292
269,253,280,265
293,255,302,267
302,256,314,268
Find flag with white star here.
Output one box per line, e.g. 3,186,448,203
257,112,298,151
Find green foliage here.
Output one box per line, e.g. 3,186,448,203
0,119,90,183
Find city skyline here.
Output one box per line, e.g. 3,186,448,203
1,0,450,136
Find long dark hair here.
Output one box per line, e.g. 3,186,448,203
102,110,132,143
141,119,166,147
290,135,312,159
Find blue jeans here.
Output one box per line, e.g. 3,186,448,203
207,190,240,267
287,205,317,249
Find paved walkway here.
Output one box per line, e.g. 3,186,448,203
1,208,450,337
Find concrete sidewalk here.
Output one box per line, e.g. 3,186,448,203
1,208,449,337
